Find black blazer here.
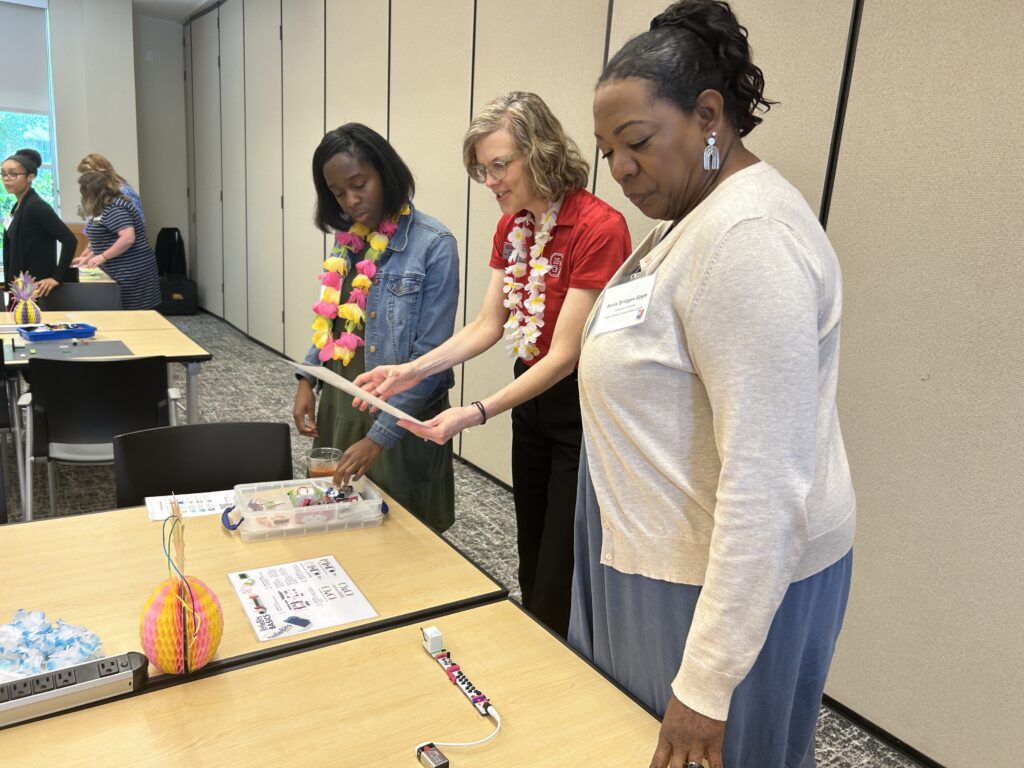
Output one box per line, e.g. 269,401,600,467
2,188,78,286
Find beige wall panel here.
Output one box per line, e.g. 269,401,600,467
192,10,224,315
134,15,189,249
50,0,140,221
244,0,284,350
460,0,608,483
595,0,850,245
325,0,388,135
389,0,474,428
221,0,248,332
184,25,197,275
825,3,1024,765
282,0,326,361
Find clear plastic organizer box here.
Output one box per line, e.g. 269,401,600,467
233,477,384,542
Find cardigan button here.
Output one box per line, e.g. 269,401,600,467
368,345,376,353
369,311,377,319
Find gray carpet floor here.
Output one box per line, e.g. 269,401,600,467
1,311,921,768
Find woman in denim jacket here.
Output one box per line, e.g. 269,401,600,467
294,124,459,532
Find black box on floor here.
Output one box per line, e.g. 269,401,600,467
158,274,198,315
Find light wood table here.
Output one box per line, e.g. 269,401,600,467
36,309,182,332
0,601,660,765
1,311,210,485
1,309,209,428
0,502,506,679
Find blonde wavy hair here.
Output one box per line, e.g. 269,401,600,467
463,92,590,202
77,153,127,186
78,170,125,217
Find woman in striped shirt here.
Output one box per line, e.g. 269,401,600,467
73,170,160,309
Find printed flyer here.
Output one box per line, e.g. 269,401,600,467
228,555,377,641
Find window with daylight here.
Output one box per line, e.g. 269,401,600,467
1,0,59,279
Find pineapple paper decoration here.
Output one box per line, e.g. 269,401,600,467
139,500,224,674
8,272,42,324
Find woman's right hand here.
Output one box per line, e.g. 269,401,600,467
293,379,319,437
72,247,93,267
352,363,422,411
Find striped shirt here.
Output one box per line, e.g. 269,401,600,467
87,198,161,309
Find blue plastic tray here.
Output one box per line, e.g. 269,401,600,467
17,323,97,341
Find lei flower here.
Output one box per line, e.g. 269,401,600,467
311,203,411,364
502,199,562,360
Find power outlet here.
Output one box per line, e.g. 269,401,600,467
1,652,149,730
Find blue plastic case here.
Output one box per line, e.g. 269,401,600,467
17,323,97,341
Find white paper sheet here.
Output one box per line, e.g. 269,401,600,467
291,362,424,425
145,490,236,521
228,555,377,641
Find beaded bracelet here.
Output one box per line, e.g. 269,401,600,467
471,400,487,426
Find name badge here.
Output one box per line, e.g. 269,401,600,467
591,273,655,336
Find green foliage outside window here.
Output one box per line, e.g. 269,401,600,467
1,110,58,274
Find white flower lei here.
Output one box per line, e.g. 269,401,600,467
501,199,562,360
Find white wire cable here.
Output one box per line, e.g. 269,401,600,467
415,705,502,750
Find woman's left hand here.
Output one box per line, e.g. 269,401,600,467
649,695,725,768
399,405,482,445
333,437,383,486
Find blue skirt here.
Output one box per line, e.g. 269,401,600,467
568,444,852,768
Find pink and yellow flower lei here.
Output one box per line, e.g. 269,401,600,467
311,204,411,365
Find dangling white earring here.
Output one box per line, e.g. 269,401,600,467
703,131,720,171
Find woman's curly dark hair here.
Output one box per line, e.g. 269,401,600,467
600,0,776,136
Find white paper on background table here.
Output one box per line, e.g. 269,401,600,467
228,555,377,641
145,489,235,521
291,362,424,425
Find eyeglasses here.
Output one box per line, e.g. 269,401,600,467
468,154,520,184
0,170,29,180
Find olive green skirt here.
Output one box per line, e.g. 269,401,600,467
312,349,454,533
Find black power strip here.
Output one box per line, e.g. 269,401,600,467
0,652,149,729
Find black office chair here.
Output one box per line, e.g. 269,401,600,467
38,282,122,311
21,356,178,520
113,422,293,508
0,343,9,524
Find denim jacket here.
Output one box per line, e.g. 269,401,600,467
302,204,459,449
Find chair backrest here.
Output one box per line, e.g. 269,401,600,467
28,356,169,456
113,421,293,508
0,340,10,430
38,282,122,311
0,344,8,523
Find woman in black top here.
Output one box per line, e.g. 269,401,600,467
2,148,77,298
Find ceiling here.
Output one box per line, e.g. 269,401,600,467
131,0,216,23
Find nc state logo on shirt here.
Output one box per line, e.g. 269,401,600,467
548,252,564,277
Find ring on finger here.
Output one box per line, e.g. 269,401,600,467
685,762,703,768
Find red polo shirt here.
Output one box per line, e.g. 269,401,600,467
489,188,631,365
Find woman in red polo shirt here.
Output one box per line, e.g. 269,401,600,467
355,91,630,637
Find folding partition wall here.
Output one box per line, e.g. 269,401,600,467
181,3,1022,762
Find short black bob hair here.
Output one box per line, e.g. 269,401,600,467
311,123,415,233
